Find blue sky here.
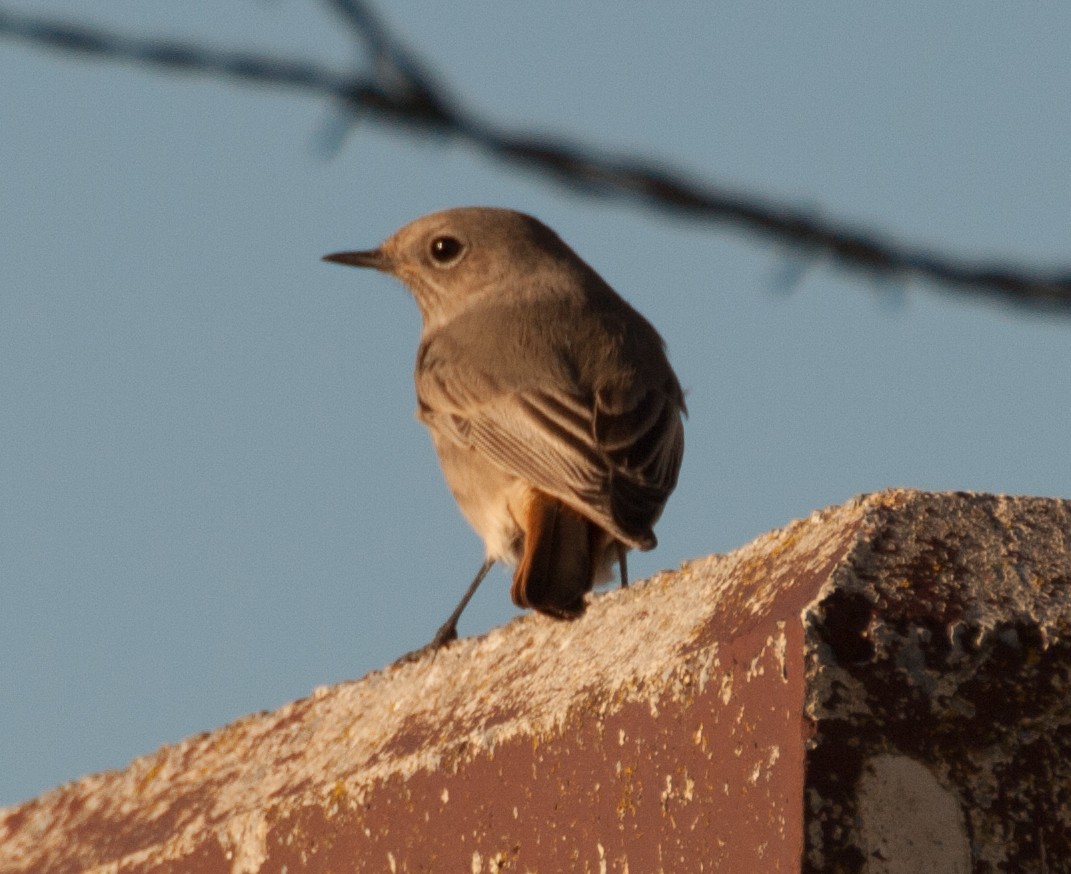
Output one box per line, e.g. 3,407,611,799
2,2,1070,807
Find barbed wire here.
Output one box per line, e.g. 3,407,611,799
3,3,1070,312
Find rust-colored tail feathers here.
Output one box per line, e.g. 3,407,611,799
511,490,600,619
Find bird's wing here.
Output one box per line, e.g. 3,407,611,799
591,380,685,544
417,346,683,548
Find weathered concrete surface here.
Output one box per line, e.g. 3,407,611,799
803,491,1071,873
1,490,1069,873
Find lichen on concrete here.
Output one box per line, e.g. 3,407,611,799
3,490,1069,873
803,492,1071,873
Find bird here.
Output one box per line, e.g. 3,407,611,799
324,207,685,649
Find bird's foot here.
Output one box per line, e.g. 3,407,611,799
397,619,459,664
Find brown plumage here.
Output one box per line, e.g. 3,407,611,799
324,207,685,648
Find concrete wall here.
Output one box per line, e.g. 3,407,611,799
2,490,1069,873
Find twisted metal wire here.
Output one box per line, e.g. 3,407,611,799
3,3,1069,312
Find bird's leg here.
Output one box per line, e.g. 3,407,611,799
430,557,495,648
617,543,629,588
399,558,495,663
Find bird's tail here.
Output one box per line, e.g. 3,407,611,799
511,490,599,619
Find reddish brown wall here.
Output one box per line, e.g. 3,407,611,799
3,490,1069,873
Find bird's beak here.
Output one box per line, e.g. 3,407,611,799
322,248,391,271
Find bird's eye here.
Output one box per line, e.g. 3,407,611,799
430,236,464,265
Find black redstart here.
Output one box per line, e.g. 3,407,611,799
324,207,685,648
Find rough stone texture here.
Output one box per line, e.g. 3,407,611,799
803,491,1071,873
1,489,1069,873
